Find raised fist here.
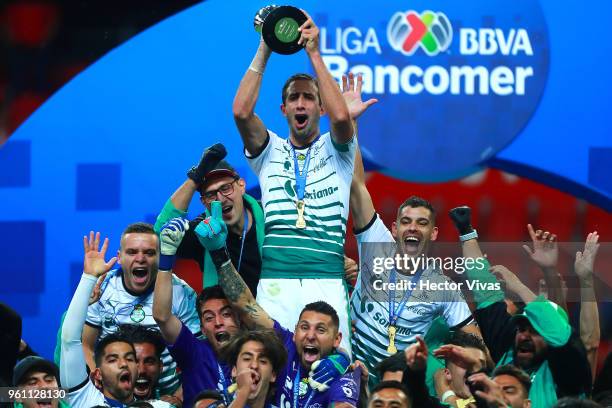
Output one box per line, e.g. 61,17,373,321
449,206,474,236
186,143,227,185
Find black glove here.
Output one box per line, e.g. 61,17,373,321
448,206,474,236
187,143,227,186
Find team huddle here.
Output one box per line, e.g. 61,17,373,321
5,10,609,408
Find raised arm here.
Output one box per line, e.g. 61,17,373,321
299,11,352,144
154,144,227,233
194,201,273,330
522,224,567,310
342,73,377,231
233,36,271,156
61,232,117,388
153,218,190,344
575,231,600,379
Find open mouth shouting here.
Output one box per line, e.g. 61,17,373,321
402,235,421,255
215,331,231,345
294,114,309,131
134,376,152,399
131,267,149,285
516,340,535,359
221,203,233,220
118,371,133,390
302,344,321,365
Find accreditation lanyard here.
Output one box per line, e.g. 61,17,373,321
218,363,231,404
236,208,248,273
293,366,316,408
388,268,424,326
290,137,319,201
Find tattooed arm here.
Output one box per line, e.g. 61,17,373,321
196,200,274,330
217,259,274,330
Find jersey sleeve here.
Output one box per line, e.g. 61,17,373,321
355,214,394,244
85,298,101,328
328,131,357,180
166,322,200,372
245,131,278,176
67,379,104,408
440,276,473,329
172,275,201,334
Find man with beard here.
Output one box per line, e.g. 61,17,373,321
460,212,591,407
232,9,355,352
348,144,480,386
192,204,361,408
153,218,241,408
60,231,171,408
221,330,287,408
119,325,167,403
81,223,200,400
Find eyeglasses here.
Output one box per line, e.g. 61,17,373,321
202,180,238,203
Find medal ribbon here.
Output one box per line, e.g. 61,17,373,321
236,208,249,273
290,136,319,201
388,267,425,327
293,366,316,408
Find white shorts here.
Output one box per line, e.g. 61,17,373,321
256,278,352,357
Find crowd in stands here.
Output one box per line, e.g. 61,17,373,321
1,11,610,408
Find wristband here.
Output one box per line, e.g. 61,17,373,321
248,66,263,75
209,247,230,269
459,229,478,242
159,254,175,271
441,390,456,402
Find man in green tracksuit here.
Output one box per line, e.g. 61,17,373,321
155,144,265,296
454,208,591,407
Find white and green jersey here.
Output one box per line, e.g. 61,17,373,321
350,215,472,380
86,269,200,395
247,131,356,279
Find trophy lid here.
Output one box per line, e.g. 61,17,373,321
261,6,308,55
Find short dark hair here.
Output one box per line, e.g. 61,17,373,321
492,364,531,397
445,331,488,369
122,222,156,236
376,352,407,378
396,196,436,224
193,390,224,405
370,380,411,404
221,329,288,375
196,285,228,317
448,331,487,354
281,73,320,105
94,332,135,366
298,301,339,330
117,324,165,359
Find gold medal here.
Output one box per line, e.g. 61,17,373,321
387,325,397,354
296,200,306,229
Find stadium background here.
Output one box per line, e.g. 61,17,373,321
0,0,610,372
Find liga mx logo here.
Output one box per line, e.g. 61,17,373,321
387,10,452,56
318,0,550,181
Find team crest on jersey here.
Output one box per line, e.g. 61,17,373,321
130,304,145,323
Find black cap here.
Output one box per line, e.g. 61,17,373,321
13,356,60,386
201,160,239,187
